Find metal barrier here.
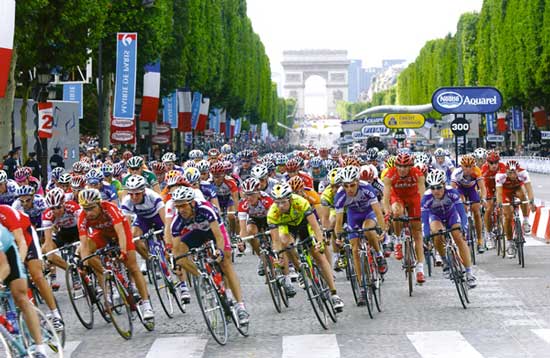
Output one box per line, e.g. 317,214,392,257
501,156,550,175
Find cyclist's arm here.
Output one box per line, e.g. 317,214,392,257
114,222,129,254
454,201,468,230
43,227,55,251
478,178,487,201
417,175,426,197
210,197,221,212
523,182,535,203
270,226,282,251
12,228,27,261
209,222,226,251
0,252,9,282
496,186,503,206
320,205,330,229
79,234,91,261
334,211,344,236
306,212,323,242
421,208,430,238
382,176,392,214
371,202,386,231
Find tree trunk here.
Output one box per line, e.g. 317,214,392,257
20,85,32,164
101,72,113,148
0,48,17,157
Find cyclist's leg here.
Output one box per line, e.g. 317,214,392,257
121,222,150,301
218,224,244,303
515,187,529,222
363,218,381,252
464,186,483,246
246,221,261,256
451,224,472,268
502,190,514,241
429,219,446,258
131,217,149,260
390,200,405,235
173,238,200,277
484,198,495,238
406,198,425,264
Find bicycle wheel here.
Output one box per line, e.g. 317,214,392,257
150,257,175,318
300,266,328,329
193,275,228,345
468,217,476,265
0,328,20,358
19,305,63,356
369,248,382,313
515,218,525,268
344,245,359,305
275,266,289,308
447,246,468,309
87,269,111,324
225,297,249,337
262,253,282,313
359,251,374,319
103,275,133,340
425,245,432,277
404,238,414,297
65,264,94,329
313,265,337,323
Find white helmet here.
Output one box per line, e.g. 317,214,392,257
415,153,430,165
426,169,446,187
221,144,231,154
434,148,446,157
162,152,177,163
125,175,147,192
251,165,268,179
196,160,210,173
184,167,201,184
171,186,195,202
0,170,7,183
340,165,360,183
189,149,204,160
473,148,488,160
271,182,292,199
45,187,65,208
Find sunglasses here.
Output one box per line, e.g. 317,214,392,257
343,183,357,189
128,167,140,171
20,198,32,204
83,205,97,212
244,192,258,197
52,205,64,210
430,185,444,190
488,161,499,165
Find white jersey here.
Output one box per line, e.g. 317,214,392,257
121,188,164,219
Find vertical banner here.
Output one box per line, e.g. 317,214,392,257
533,107,547,128
63,83,83,119
250,124,257,138
497,112,507,133
190,91,201,130
225,115,231,139
37,102,54,139
162,97,169,124
234,118,241,136
196,97,210,132
177,90,192,132
486,113,495,135
261,122,268,141
113,32,138,120
184,132,193,146
219,109,226,134
0,0,15,98
170,91,178,129
140,61,160,122
512,107,523,131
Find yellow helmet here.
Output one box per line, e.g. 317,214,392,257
327,168,342,185
78,188,101,208
385,155,396,169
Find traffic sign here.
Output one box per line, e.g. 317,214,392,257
450,117,470,136
394,130,406,142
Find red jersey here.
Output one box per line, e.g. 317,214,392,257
481,162,507,192
78,201,126,240
386,166,423,198
237,192,273,220
495,166,530,191
0,205,33,245
42,200,81,229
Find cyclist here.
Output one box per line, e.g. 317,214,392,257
422,169,476,288
308,157,326,192
334,166,387,305
383,152,426,283
170,186,250,325
77,188,154,321
122,156,161,195
251,164,278,195
495,160,536,258
481,150,506,248
0,170,19,206
285,158,314,189
12,185,46,229
85,169,118,203
473,148,488,168
267,182,344,312
14,167,44,196
451,155,487,253
233,149,254,183
46,167,66,191
102,162,123,194
162,152,184,173
431,148,455,184
184,167,220,211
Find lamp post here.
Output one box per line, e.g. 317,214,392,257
34,70,53,188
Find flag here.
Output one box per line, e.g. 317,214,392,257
196,97,210,132
140,61,160,122
234,118,241,136
219,109,226,135
177,90,192,132
497,112,507,133
229,118,235,139
0,0,15,98
486,113,495,135
38,102,54,139
533,107,547,128
113,33,138,120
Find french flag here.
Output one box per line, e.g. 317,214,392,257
140,62,160,122
177,90,192,132
219,109,226,135
229,118,236,139
0,0,15,98
195,97,210,132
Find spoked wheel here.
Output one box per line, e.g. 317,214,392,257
103,275,133,340
263,254,282,313
447,248,468,309
313,265,337,323
193,275,228,345
86,269,111,324
224,296,249,337
360,251,374,319
19,306,64,356
514,219,525,268
344,246,359,305
369,248,382,312
276,267,289,308
65,264,94,329
300,266,328,329
468,217,477,265
424,242,433,277
404,239,414,297
150,257,175,318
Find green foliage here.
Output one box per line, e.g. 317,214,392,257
336,87,396,120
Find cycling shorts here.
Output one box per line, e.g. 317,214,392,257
88,220,135,251
390,193,421,218
180,224,232,252
457,186,480,203
4,246,26,285
247,217,269,232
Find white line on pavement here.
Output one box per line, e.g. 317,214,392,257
407,331,484,358
61,340,81,358
145,336,208,358
282,334,340,358
531,329,550,344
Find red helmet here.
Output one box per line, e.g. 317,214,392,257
210,162,225,175
343,155,361,167
122,150,133,161
506,160,520,171
395,152,413,166
208,148,220,158
222,160,233,173
285,158,301,172
151,161,166,174
487,150,500,162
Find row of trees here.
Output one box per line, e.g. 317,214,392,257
398,0,550,112
0,0,292,155
335,87,396,120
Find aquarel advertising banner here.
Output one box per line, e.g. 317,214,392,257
113,32,138,120
431,87,503,114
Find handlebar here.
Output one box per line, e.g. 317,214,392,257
337,227,382,239
80,244,120,264
240,231,271,242
42,241,80,259
391,216,421,223
428,227,463,239
132,229,164,242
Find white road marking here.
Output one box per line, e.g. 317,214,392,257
282,334,340,358
532,329,550,344
407,331,484,358
61,340,81,358
146,336,208,358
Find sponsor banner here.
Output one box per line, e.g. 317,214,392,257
383,113,425,129
431,86,503,114
486,113,496,135
38,102,54,139
512,107,523,131
352,131,362,139
486,134,505,142
341,117,384,132
234,118,241,136
113,33,138,120
541,131,550,140
110,115,135,144
190,91,201,130
62,83,83,119
140,61,160,122
151,135,170,145
360,125,391,136
0,0,15,98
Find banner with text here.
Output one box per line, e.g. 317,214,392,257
113,32,137,120
512,107,523,131
38,102,54,138
62,83,83,119
486,113,495,135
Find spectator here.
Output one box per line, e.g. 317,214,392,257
49,147,65,170
25,152,41,179
3,148,18,179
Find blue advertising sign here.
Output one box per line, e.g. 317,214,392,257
162,92,178,129
113,33,138,120
486,113,496,135
431,87,503,114
190,91,201,130
512,107,523,131
62,83,83,119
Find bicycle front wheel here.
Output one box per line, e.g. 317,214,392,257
19,305,64,356
344,245,359,305
447,247,468,309
468,217,476,265
301,266,328,329
359,251,374,319
313,264,337,323
193,275,228,345
150,257,175,318
104,275,133,340
514,218,525,268
403,239,414,297
262,253,282,313
369,248,383,313
65,264,94,329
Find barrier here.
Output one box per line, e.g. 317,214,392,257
501,156,550,174
529,206,550,242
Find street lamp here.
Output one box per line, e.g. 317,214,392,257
34,68,52,188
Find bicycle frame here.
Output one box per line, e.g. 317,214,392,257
0,288,27,357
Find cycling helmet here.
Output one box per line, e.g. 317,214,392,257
506,160,520,171
85,169,104,184
183,160,196,168
294,156,304,168
366,147,379,161
101,163,114,177
223,160,233,173
78,188,101,207
127,156,144,169
241,149,253,160
196,160,210,173
360,165,375,182
90,160,102,170
275,155,287,166
0,170,7,184
166,175,190,188
241,177,260,194
162,152,177,163
330,148,340,159
340,165,360,183
113,163,124,177
473,148,488,160
487,150,500,162
51,167,65,180
288,176,305,192
58,173,72,185
80,157,91,163
460,155,476,167
251,165,268,180
385,155,396,169
208,148,220,158
122,150,133,161
188,149,203,160
415,163,429,176
151,161,166,174
46,187,65,207
327,168,343,185
377,150,389,162
309,157,323,168
426,169,446,187
16,185,35,197
125,175,147,192
319,147,329,157
415,153,430,165
434,148,446,157
220,144,231,154
72,161,84,174
225,153,237,163
81,162,91,174
395,152,413,166
271,182,292,199
343,155,361,167
183,167,201,184
171,186,195,202
14,168,28,183
210,162,226,175
71,175,85,189
285,158,301,173
323,159,339,172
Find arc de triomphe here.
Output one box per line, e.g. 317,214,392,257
282,50,350,117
